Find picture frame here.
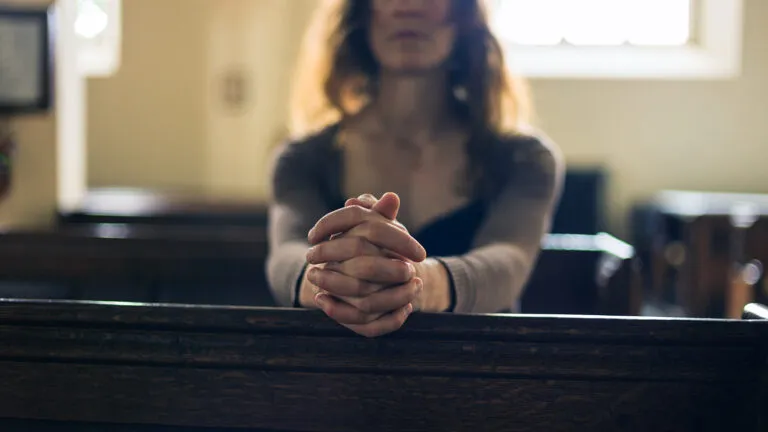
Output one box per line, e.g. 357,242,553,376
0,6,53,115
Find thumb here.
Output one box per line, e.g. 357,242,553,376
373,192,400,220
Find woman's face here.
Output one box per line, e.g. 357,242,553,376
369,0,456,73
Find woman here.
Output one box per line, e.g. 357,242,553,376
267,0,564,337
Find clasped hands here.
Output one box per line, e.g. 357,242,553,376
300,192,427,337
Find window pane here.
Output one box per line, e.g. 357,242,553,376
562,0,630,46
76,0,122,77
626,0,691,45
492,0,567,45
491,0,693,47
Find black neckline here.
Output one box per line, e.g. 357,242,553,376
323,124,484,239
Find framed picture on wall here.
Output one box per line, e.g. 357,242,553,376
0,7,53,114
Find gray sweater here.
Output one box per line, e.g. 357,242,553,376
266,125,564,314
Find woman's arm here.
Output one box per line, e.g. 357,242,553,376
427,135,565,314
266,140,333,307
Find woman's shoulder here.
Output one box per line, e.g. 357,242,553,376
272,123,341,164
492,127,564,172
268,123,341,194
483,128,565,198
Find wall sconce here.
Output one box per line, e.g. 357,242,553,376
220,67,251,115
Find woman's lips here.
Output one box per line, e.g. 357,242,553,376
390,30,428,40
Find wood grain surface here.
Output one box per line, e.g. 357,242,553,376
0,300,765,431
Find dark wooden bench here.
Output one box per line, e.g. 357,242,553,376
57,188,270,228
0,227,638,315
0,299,764,431
632,191,768,317
0,225,272,306
42,187,641,314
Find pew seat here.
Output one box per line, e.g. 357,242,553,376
0,299,764,431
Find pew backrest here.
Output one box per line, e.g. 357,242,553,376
0,300,765,431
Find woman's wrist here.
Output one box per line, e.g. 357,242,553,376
297,265,321,309
414,258,452,312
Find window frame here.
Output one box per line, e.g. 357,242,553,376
76,0,121,77
494,0,744,80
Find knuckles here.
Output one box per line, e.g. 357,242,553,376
352,278,372,297
355,297,374,314
356,257,379,279
345,205,370,223
351,236,369,256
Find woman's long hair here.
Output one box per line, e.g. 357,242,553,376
289,0,534,196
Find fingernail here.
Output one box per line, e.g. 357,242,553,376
415,277,423,293
314,293,327,308
306,247,316,262
405,303,414,316
308,228,316,241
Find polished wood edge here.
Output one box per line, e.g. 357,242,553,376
743,303,768,320
0,299,764,343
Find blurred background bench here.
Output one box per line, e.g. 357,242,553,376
0,175,640,316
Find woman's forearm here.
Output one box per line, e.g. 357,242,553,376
266,241,314,308
433,244,533,314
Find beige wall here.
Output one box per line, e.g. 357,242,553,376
0,0,57,228
203,0,311,198
84,0,768,235
87,0,209,191
531,0,768,232
0,114,57,227
87,0,312,198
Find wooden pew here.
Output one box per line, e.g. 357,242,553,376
523,233,641,315
631,190,768,317
0,225,272,306
50,187,642,314
57,187,269,227
0,227,638,315
0,299,764,431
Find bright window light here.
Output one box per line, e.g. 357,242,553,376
74,0,122,77
75,0,109,39
492,0,566,46
626,0,691,46
491,0,692,47
489,0,742,79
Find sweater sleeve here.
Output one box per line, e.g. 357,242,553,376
436,134,565,314
266,140,333,307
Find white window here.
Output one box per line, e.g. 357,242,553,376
75,0,121,77
490,0,743,79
